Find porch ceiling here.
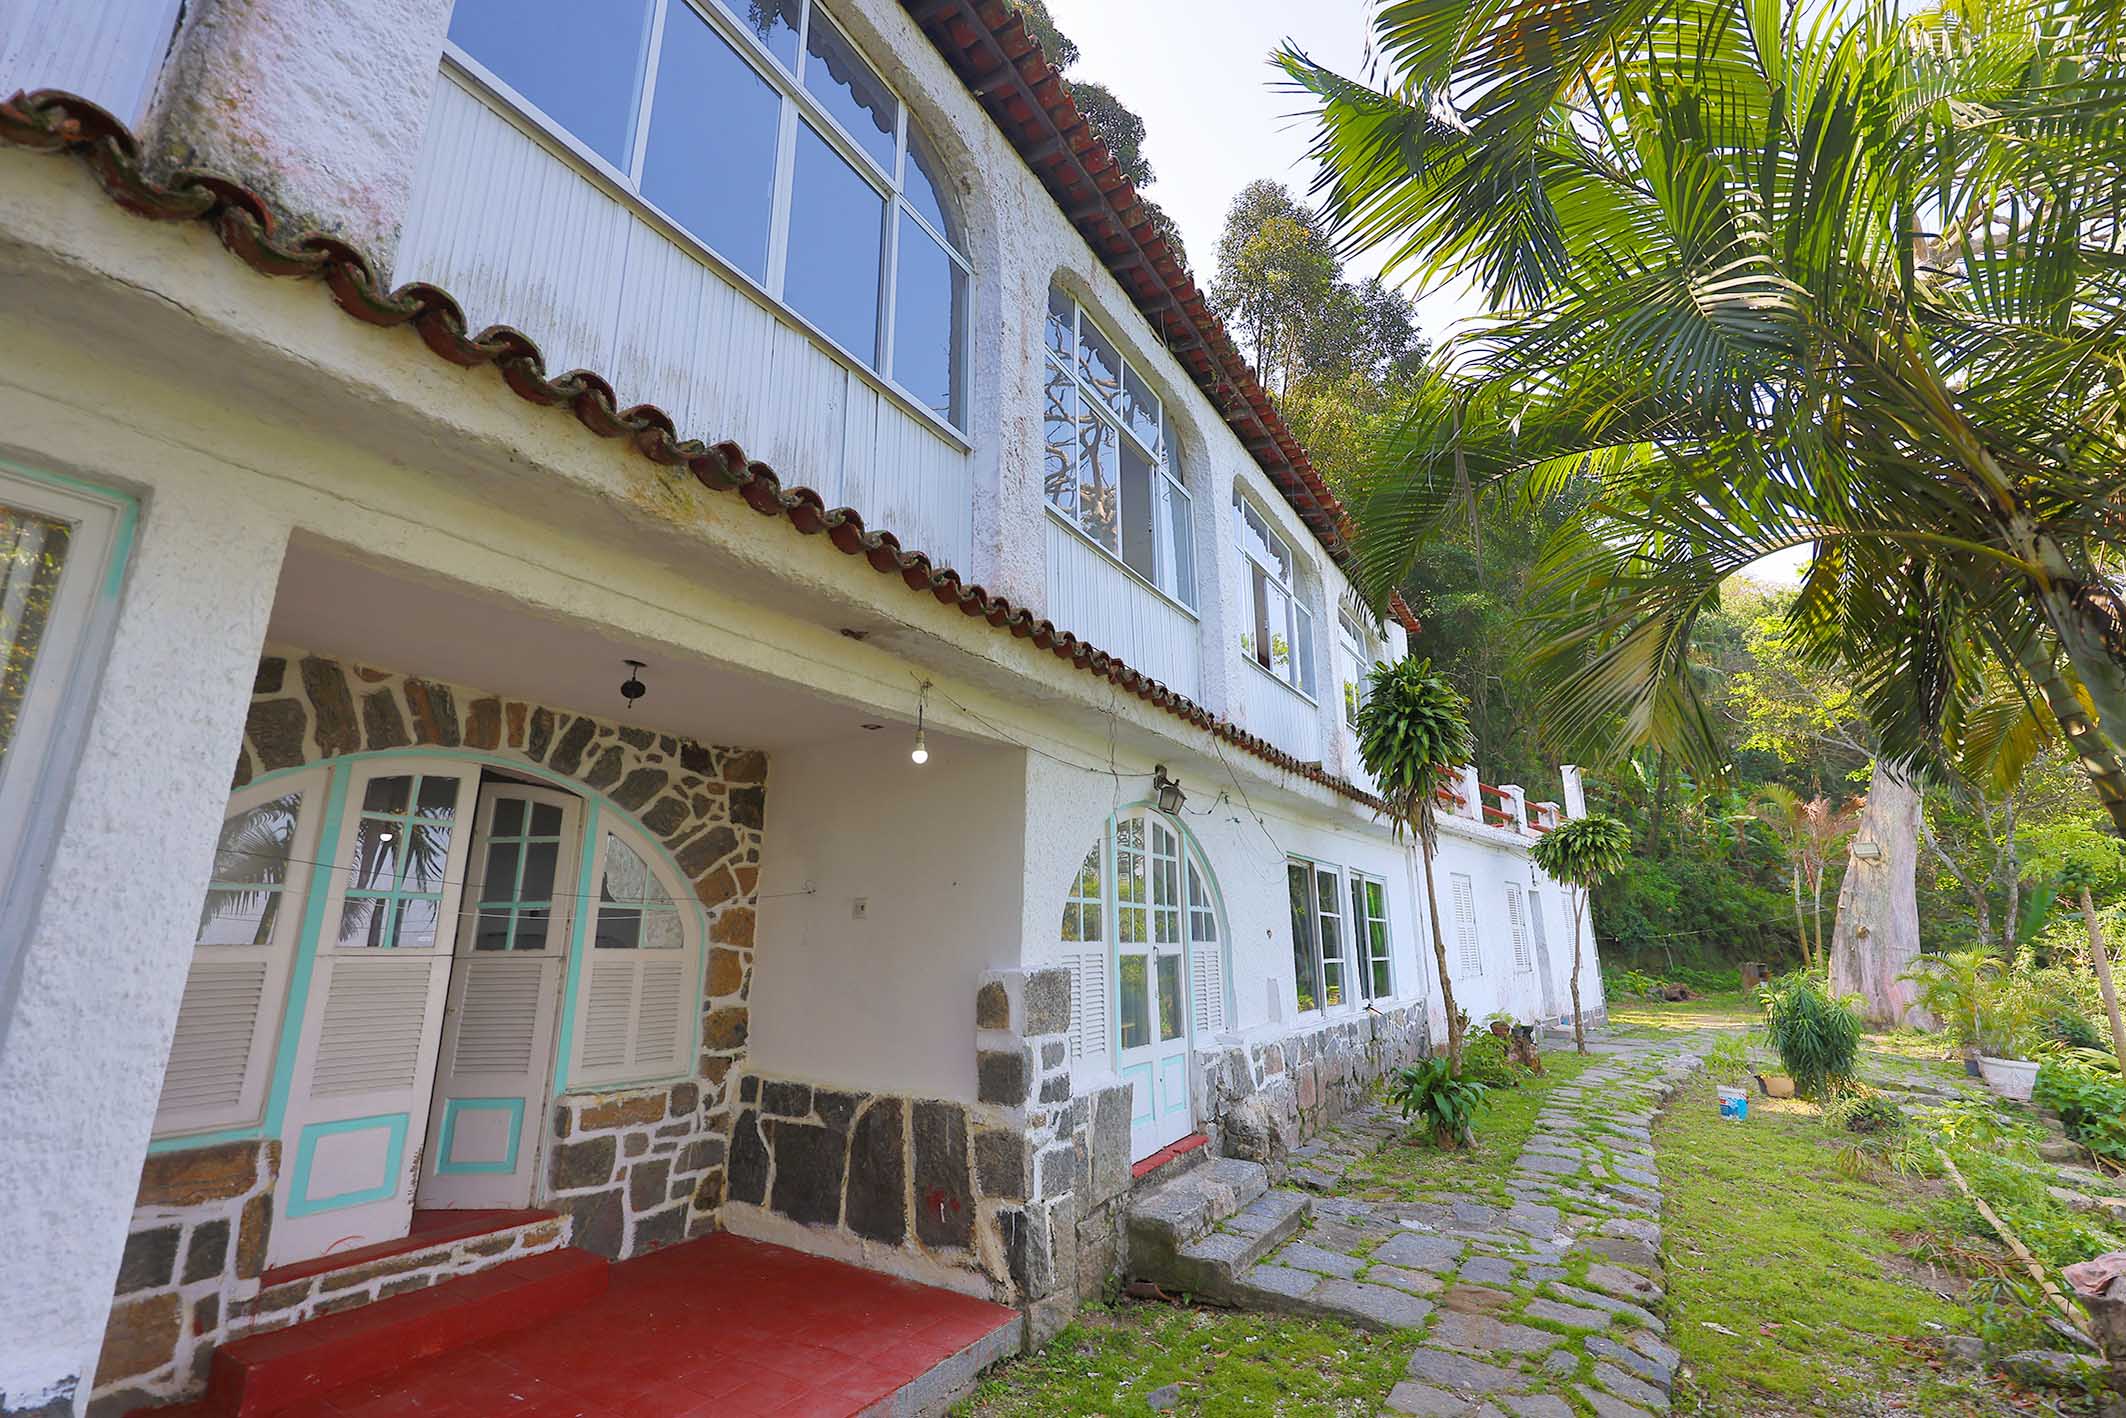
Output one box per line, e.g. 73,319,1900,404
267,540,944,755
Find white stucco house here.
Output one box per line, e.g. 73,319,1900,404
0,2,1604,1413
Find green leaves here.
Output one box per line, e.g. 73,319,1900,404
1529,812,1636,888
1760,971,1865,1096
1356,656,1476,840
1386,1055,1494,1147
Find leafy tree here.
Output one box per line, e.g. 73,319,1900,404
1751,786,1860,971
1007,0,1079,68
1357,657,1476,1071
2025,823,2126,1071
1282,0,2126,849
1529,814,1634,1053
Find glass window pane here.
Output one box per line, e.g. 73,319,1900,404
1246,565,1270,667
0,501,72,771
1119,442,1156,581
347,817,400,894
892,210,966,427
803,11,896,169
530,802,563,836
513,909,551,950
1165,478,1195,608
1157,954,1182,1041
491,797,524,836
1121,366,1161,455
417,777,458,815
1043,361,1079,520
397,897,442,950
1077,314,1124,412
363,775,411,815
481,841,520,903
1266,582,1293,681
1119,954,1150,1050
786,122,885,364
1295,605,1317,695
1076,407,1120,552
520,841,559,903
641,6,780,284
1288,861,1318,1013
595,906,643,950
715,0,800,68
1045,286,1075,359
197,790,305,946
904,126,955,245
474,904,514,951
642,907,684,950
448,0,652,170
402,822,453,894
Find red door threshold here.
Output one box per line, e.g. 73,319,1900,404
1132,1132,1208,1181
257,1209,557,1290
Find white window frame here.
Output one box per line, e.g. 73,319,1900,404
1235,492,1316,700
1042,288,1196,610
0,465,133,1025
1338,610,1375,732
1287,855,1354,1016
568,816,706,1090
444,0,971,431
1348,870,1395,1001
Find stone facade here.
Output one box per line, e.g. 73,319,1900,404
94,651,769,1412
1199,1002,1434,1174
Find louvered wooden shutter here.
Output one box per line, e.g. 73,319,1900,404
451,959,544,1075
1452,874,1481,977
1067,950,1108,1062
1191,942,1225,1036
1528,891,1549,957
313,959,434,1097
1507,889,1531,971
574,953,694,1085
156,962,274,1130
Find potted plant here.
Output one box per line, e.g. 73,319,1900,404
1902,948,1998,1078
1974,974,2043,1102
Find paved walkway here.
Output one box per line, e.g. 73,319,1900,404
1241,1034,1708,1417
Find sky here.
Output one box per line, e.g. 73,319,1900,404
1040,0,1486,344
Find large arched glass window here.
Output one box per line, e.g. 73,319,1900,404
447,0,970,429
1043,287,1195,608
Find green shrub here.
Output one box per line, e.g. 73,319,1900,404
1387,1056,1491,1148
1458,1031,1522,1087
1603,967,1661,1001
1825,1088,1903,1135
1760,974,1862,1098
2043,1012,2105,1052
1706,1033,1752,1084
2034,1062,2126,1167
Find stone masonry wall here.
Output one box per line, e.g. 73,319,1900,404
1200,1001,1432,1176
96,650,769,1412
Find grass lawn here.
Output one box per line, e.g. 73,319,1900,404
1338,1049,1600,1205
1609,990,1756,1032
1655,1074,2036,1416
958,1303,1417,1416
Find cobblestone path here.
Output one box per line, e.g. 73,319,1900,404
1242,1035,1708,1416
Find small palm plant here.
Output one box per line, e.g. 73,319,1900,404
1357,656,1474,1073
1529,814,1633,1054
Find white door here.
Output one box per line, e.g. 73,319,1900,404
416,784,579,1210
271,762,480,1266
1116,813,1193,1159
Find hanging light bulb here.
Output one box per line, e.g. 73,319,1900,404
911,730,929,765
911,682,931,765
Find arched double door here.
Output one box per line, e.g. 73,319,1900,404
1060,807,1227,1159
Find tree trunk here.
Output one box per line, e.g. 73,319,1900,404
1829,761,1935,1029
1569,892,1588,1054
1422,837,1464,1074
2083,887,2126,1077
1791,857,1811,970
2000,796,2022,956
1920,806,1992,947
1810,867,1828,975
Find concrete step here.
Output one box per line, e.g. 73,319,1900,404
192,1248,607,1416
1150,1188,1312,1297
1126,1157,1272,1278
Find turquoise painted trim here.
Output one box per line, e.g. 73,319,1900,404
434,1097,525,1175
551,799,601,1097
1104,800,1235,1042
264,763,353,1139
1159,1056,1189,1115
1119,1061,1154,1123
0,457,140,597
285,1112,410,1217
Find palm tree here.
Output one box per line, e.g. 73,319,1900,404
2059,859,2126,1074
1529,814,1635,1053
1282,0,2126,838
1356,656,1476,1072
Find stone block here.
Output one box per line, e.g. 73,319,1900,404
1375,1231,1463,1273
1591,1362,1668,1411
632,1204,689,1253
815,1089,861,1135
1276,1242,1363,1278
975,1129,1028,1200
577,1092,668,1132
1086,1084,1133,1204
976,979,1011,1030
136,1141,260,1208
1384,1380,1470,1416
668,1082,699,1118
1428,1312,1560,1355
761,1079,813,1119
1023,968,1071,1036
94,1292,183,1386
845,1099,906,1244
728,1111,769,1207
1314,1278,1434,1328
977,1046,1032,1105
629,1158,672,1214
114,1226,181,1294
769,1122,845,1227
236,1192,273,1280
561,1188,625,1259
1406,1346,1530,1393
912,1101,973,1250
1036,1143,1076,1198
703,1006,749,1051
549,1137,617,1193
183,1218,230,1285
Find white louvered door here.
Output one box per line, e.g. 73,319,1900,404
416,785,579,1209
272,763,481,1267
1451,873,1482,978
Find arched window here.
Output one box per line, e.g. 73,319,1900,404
571,819,704,1088
447,0,970,428
1056,809,1225,1067
1043,286,1195,607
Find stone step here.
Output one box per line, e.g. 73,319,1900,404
1126,1157,1272,1274
1147,1188,1312,1296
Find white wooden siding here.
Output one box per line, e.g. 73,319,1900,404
0,0,182,126
1044,517,1202,700
1238,661,1322,763
397,71,972,568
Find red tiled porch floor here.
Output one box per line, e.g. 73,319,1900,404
191,1234,1020,1418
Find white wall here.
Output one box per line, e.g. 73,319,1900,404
749,737,1029,1102
0,0,183,127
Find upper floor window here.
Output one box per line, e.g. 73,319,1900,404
447,0,969,429
1337,611,1375,730
1043,287,1195,608
1234,494,1315,697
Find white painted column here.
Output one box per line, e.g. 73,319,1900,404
1501,785,1527,833
140,0,457,268
0,485,287,1416
1454,766,1482,822
1560,765,1587,819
